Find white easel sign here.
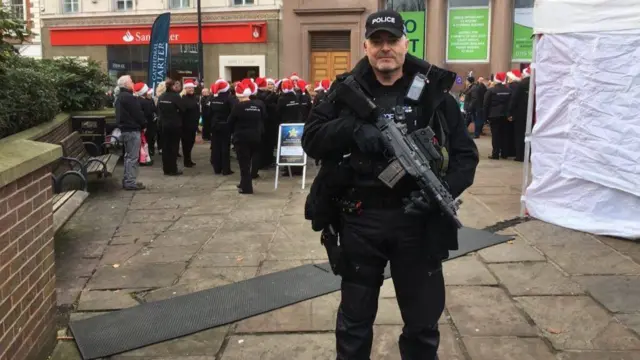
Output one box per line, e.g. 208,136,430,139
274,123,308,190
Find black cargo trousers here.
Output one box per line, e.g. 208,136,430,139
337,206,445,360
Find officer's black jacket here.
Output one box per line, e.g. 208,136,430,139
464,83,486,114
313,90,327,107
303,54,478,200
299,91,312,122
302,55,479,253
228,99,266,144
483,83,512,119
276,92,302,124
210,92,237,132
157,91,184,130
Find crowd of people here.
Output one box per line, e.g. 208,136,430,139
113,73,332,193
460,67,531,162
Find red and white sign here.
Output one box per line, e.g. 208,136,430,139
50,23,267,46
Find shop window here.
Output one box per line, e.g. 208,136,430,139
62,0,79,13
512,0,534,62
170,0,190,9
383,0,425,11
11,0,25,21
115,0,133,11
446,0,490,62
233,0,255,5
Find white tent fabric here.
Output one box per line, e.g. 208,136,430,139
534,0,640,34
524,32,640,239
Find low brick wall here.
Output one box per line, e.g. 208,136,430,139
0,135,62,360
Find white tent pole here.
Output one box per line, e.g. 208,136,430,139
520,35,539,218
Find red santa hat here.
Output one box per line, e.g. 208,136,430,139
522,66,531,78
146,87,153,96
314,81,323,92
494,72,507,84
183,79,196,88
296,79,307,92
215,78,230,93
235,82,252,97
290,72,300,81
255,77,268,89
240,78,257,95
314,79,331,92
507,69,522,81
133,82,147,96
210,83,218,95
281,78,294,94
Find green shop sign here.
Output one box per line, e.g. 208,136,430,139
512,8,533,61
400,11,426,59
447,7,490,61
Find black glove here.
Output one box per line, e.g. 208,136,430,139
353,122,386,154
403,190,434,216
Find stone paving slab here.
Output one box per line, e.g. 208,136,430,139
516,296,640,351
110,327,229,358
478,238,546,263
87,262,186,290
489,262,584,296
556,351,640,360
576,276,640,313
462,337,556,360
446,286,538,337
617,314,640,337
190,252,263,268
597,236,640,264
149,230,214,248
77,290,139,311
443,255,498,285
221,333,335,359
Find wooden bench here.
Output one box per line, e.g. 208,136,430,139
59,131,121,180
51,165,90,233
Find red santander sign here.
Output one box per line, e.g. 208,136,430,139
50,23,267,46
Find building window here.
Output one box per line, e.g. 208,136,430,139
446,0,490,62
170,0,191,9
383,0,425,11
512,0,534,62
180,44,198,54
115,0,133,11
11,0,25,21
233,0,255,5
62,0,79,13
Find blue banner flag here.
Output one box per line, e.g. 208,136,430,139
147,12,171,97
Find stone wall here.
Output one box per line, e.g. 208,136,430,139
0,134,62,360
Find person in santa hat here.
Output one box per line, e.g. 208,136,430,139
483,71,513,159
252,77,277,169
276,78,301,125
200,86,214,141
134,83,155,165
294,79,312,122
509,66,531,162
116,75,147,190
209,79,237,175
266,78,276,92
180,78,200,168
157,78,186,176
312,79,332,106
227,80,266,194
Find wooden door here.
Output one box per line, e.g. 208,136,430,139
310,51,351,83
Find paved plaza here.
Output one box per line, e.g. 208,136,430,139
50,138,640,360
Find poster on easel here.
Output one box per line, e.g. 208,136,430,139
275,123,307,189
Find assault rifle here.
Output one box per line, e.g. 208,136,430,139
329,75,463,228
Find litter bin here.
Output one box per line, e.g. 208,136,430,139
71,116,106,155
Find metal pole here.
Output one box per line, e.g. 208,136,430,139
519,34,538,218
197,0,204,87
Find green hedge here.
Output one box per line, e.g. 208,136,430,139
0,55,111,139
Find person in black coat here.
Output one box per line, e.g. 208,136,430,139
296,79,312,122
276,79,301,125
483,72,513,159
157,78,185,175
200,87,214,141
255,77,278,169
209,80,237,175
180,79,200,167
509,67,531,162
228,81,266,194
136,84,156,159
116,76,147,190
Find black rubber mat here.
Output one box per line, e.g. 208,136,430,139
70,226,512,359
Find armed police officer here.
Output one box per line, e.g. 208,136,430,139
302,10,479,360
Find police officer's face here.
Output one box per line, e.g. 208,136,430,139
186,87,195,95
364,32,408,74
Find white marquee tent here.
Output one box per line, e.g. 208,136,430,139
521,0,640,239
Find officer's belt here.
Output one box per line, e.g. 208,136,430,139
343,187,409,209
